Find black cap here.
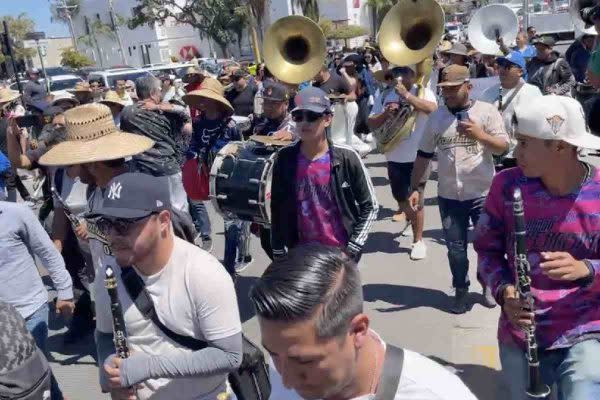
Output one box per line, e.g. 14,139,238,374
259,82,289,102
95,173,171,219
532,35,556,47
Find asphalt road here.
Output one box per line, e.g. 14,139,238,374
41,150,599,399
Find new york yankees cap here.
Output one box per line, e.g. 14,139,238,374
93,173,172,219
514,95,600,150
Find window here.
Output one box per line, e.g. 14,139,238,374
50,78,83,92
160,48,171,62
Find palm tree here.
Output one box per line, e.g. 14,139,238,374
49,0,81,50
292,0,320,22
364,0,396,34
78,18,117,68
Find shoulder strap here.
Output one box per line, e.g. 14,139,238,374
374,344,405,400
500,81,525,112
120,267,208,351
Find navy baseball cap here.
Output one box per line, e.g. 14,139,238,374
497,51,526,71
259,82,289,102
93,173,171,219
292,86,331,114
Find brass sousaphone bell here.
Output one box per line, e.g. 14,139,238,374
377,0,445,67
263,16,326,84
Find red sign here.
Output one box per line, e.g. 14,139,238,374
353,0,360,8
179,45,199,60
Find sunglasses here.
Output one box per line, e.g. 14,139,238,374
291,110,324,123
97,213,155,236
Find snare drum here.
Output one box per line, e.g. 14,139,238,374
209,140,276,225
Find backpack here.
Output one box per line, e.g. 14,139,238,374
0,302,51,400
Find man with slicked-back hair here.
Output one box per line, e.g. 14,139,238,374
250,244,477,400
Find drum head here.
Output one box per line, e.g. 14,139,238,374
249,135,292,147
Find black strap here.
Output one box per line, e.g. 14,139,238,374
498,80,525,112
120,267,208,351
374,344,405,400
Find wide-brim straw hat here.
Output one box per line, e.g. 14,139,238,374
39,103,154,166
50,93,79,108
182,67,204,83
182,77,234,114
0,87,21,104
99,90,127,108
67,81,93,93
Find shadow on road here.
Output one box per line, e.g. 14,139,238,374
362,231,407,255
363,283,452,313
364,160,388,168
235,275,260,323
371,176,390,187
47,309,98,366
428,355,507,400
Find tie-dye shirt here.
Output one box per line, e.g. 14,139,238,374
296,152,348,247
475,166,600,350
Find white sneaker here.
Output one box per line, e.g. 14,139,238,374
410,240,427,260
365,133,374,143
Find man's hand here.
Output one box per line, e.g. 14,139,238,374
502,285,534,330
272,129,293,141
457,118,486,142
394,79,409,99
408,190,420,212
55,299,75,320
74,220,88,241
110,388,137,400
29,138,39,150
540,252,591,281
105,356,125,389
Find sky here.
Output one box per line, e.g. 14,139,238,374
2,0,70,37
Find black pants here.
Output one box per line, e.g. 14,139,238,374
259,226,273,261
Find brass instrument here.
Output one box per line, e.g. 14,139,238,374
373,0,444,153
263,15,326,84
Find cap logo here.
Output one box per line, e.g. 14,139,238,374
546,115,565,135
156,200,163,207
310,96,321,103
107,181,123,200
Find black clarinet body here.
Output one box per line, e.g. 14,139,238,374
104,266,130,359
512,188,551,399
51,186,81,229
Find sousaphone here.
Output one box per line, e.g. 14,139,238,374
569,0,599,35
263,16,326,84
373,0,444,153
468,4,518,56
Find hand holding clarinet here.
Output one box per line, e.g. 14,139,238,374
104,266,138,400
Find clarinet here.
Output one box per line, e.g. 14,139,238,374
50,186,81,229
104,266,130,359
512,188,551,399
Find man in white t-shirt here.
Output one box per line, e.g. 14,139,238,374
368,66,437,260
249,244,477,400
93,173,242,400
408,65,509,314
480,51,542,170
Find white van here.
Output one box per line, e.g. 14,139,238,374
87,68,151,89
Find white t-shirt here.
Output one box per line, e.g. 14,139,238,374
479,80,542,143
269,331,477,400
419,100,508,201
371,86,437,163
94,236,242,399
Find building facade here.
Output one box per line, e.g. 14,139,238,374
23,37,73,69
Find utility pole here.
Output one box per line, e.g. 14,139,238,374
53,0,79,51
25,32,51,94
107,0,127,65
2,21,23,96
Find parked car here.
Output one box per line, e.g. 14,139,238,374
9,74,84,96
87,68,151,89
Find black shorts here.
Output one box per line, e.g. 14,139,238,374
387,161,430,206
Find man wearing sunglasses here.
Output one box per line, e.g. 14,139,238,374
252,81,296,141
92,173,242,400
480,51,542,170
270,87,378,263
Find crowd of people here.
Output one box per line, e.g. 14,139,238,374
0,12,600,400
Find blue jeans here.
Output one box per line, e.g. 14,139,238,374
25,304,63,400
500,340,600,400
437,196,485,289
189,199,212,237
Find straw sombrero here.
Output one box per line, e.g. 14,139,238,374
100,90,128,108
67,81,93,93
182,67,204,83
182,77,234,114
50,93,79,108
39,103,154,166
0,87,21,104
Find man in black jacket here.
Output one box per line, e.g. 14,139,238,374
271,87,378,262
527,36,575,95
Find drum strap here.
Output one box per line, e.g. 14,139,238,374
374,344,404,400
498,81,524,112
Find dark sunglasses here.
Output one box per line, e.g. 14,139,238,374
291,110,324,123
97,213,155,236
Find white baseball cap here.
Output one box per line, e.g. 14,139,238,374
514,95,600,150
